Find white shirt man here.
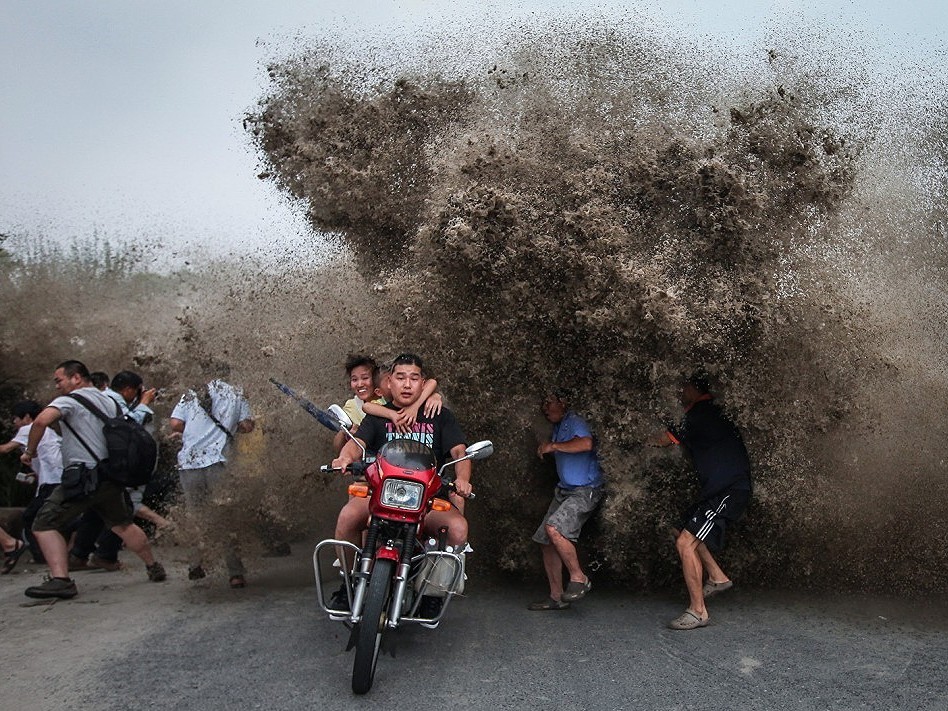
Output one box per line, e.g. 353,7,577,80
7,415,63,488
169,378,254,587
170,379,253,470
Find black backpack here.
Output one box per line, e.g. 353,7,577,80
64,393,158,487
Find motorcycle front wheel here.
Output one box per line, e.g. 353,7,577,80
352,557,394,694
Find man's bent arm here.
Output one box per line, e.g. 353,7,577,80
332,436,367,471
545,435,594,455
0,439,23,455
21,407,60,463
450,444,473,497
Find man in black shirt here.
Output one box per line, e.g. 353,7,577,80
654,374,752,630
332,353,472,550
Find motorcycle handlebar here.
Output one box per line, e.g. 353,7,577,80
319,461,369,476
445,481,476,500
316,467,477,499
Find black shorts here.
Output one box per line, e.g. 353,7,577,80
33,480,134,532
680,489,751,553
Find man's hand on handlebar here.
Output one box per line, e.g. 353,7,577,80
330,455,353,473
452,479,473,498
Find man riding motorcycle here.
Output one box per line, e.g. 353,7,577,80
331,353,472,592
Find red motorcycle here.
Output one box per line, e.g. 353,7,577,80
314,404,493,694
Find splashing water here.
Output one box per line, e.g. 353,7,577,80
244,16,948,593
3,16,945,593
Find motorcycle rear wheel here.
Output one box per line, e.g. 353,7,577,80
352,557,394,694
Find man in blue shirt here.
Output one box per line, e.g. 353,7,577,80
528,390,604,611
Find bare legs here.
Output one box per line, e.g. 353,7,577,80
0,525,19,553
675,529,730,620
111,523,156,566
35,522,156,579
34,529,69,578
541,524,587,600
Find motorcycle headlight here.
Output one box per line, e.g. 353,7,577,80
380,479,425,511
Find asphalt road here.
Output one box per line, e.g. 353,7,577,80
3,547,946,711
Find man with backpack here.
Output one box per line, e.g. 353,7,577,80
169,367,254,588
20,360,166,599
69,370,160,572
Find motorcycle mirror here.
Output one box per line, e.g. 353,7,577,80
328,403,367,460
438,440,495,478
465,440,494,460
328,404,353,430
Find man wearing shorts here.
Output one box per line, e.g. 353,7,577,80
655,374,752,630
21,360,166,599
529,390,604,611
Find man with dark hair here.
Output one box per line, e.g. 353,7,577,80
20,360,166,599
333,354,443,452
69,370,161,572
0,400,64,565
329,353,472,610
90,371,110,391
109,370,158,424
528,390,604,611
653,375,753,630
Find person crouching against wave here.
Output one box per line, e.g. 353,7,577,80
651,373,753,630
528,389,604,611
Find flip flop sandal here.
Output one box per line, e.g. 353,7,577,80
2,541,27,574
703,580,733,598
668,610,710,630
528,597,571,611
560,577,592,602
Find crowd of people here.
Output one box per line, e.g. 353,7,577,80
0,359,256,598
1,354,753,630
321,352,752,629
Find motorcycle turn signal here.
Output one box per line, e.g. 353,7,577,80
348,483,370,498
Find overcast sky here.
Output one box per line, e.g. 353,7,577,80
1,1,945,261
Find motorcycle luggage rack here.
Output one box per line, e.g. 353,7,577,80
313,538,362,620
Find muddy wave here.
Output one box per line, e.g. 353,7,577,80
3,18,945,593
244,19,948,593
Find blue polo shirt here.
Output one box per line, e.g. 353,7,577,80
552,412,603,488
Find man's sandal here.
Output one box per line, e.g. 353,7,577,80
2,541,27,575
702,579,733,598
668,609,709,630
528,597,571,611
561,577,592,602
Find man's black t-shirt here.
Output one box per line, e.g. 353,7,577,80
354,400,466,468
670,399,752,498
